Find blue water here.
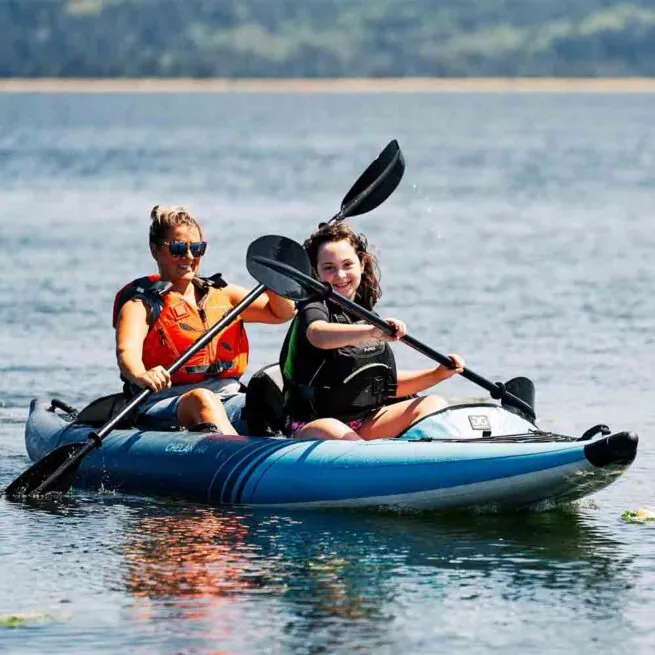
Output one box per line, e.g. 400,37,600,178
1,90,654,653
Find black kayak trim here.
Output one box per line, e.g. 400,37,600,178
584,431,639,468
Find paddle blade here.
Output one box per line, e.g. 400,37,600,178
250,255,327,301
4,442,89,498
246,235,314,301
501,377,536,421
335,139,405,221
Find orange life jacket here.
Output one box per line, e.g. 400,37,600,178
113,274,249,385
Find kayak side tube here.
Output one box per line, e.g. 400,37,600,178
23,399,638,511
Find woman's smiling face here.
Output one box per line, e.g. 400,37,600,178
315,238,362,300
152,225,203,285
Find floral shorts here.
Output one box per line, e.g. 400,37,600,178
289,417,365,438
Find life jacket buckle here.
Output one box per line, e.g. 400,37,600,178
372,376,384,396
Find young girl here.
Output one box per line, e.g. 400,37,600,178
115,205,296,434
279,221,465,441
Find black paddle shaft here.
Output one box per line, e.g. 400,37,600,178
251,255,536,420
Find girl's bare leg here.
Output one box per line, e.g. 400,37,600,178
295,418,362,441
358,396,447,440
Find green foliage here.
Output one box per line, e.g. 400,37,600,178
2,0,655,77
622,509,655,523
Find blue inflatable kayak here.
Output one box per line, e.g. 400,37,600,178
23,397,638,512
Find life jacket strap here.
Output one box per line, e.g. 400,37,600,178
372,375,397,397
192,273,227,291
184,360,236,376
135,280,173,297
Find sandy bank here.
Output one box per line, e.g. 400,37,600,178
2,77,655,93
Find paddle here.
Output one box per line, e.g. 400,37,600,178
329,139,405,223
5,140,405,499
247,236,537,421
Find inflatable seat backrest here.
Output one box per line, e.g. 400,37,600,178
74,392,134,428
244,363,288,436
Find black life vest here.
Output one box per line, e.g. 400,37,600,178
280,308,398,422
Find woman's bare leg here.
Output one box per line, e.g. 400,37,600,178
176,388,238,435
358,395,447,440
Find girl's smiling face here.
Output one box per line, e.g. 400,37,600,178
315,239,362,300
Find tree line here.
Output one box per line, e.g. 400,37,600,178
2,0,655,78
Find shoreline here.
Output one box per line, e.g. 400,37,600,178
2,77,655,93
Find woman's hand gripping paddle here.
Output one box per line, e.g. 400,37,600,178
247,236,538,422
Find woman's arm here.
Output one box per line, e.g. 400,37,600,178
394,354,465,397
115,300,171,391
226,283,296,324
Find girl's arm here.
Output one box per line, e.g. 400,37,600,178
226,283,296,324
394,354,465,397
115,300,171,391
306,320,385,349
307,315,406,350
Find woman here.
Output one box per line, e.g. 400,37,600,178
115,205,295,435
280,221,465,441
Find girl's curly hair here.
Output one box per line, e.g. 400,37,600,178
303,222,381,310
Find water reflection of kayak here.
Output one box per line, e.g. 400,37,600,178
111,502,632,638
24,397,637,512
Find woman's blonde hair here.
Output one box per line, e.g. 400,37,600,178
303,222,382,310
149,205,203,244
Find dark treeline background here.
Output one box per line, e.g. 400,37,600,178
3,0,655,78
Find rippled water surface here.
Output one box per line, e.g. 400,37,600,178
1,91,654,654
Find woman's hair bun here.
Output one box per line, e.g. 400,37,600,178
148,204,202,244
150,204,163,222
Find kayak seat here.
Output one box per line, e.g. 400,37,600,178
74,392,136,429
74,392,186,431
243,363,289,436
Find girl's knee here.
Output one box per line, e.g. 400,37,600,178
416,395,447,415
297,418,361,441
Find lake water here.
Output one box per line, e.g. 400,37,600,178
0,90,654,654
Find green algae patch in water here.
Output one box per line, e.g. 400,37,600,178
621,508,655,524
0,611,56,628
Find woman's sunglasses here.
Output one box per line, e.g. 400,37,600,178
161,240,207,257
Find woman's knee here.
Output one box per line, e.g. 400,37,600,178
176,388,238,433
181,388,219,409
178,388,228,419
